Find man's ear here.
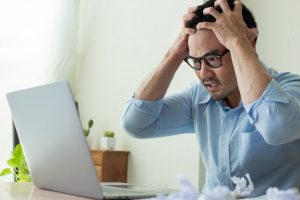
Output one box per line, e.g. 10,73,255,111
251,38,257,49
248,28,258,49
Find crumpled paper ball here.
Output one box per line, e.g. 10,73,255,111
231,173,254,198
154,175,199,200
198,186,234,200
153,174,254,200
153,174,300,200
266,187,300,200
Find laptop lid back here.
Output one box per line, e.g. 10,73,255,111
6,81,103,199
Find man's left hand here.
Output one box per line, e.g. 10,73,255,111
196,0,258,50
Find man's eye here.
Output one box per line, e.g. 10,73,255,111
205,55,219,63
192,59,200,65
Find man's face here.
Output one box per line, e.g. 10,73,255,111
188,30,239,103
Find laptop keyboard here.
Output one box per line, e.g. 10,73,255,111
102,185,146,195
101,184,177,199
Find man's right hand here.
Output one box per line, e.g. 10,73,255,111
134,6,198,100
169,7,197,58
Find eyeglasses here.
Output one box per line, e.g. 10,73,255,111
184,49,229,70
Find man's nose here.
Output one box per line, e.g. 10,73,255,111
198,63,215,79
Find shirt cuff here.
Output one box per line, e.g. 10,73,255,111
129,96,164,117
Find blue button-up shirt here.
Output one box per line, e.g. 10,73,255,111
120,67,300,197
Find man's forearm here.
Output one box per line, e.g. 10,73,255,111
230,39,272,104
135,51,185,101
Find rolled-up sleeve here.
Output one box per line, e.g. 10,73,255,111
120,97,163,138
244,79,300,145
120,87,195,138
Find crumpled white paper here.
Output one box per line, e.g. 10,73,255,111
154,175,199,200
198,186,234,200
153,174,300,200
231,173,254,198
153,174,254,200
266,187,300,200
199,173,254,200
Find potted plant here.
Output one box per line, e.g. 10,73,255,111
101,131,116,150
0,144,31,182
83,119,94,148
83,119,94,137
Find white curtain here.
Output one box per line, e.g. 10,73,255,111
0,0,79,180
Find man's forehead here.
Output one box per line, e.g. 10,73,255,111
190,29,219,46
188,29,224,56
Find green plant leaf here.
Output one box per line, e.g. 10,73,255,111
16,173,31,182
12,144,23,158
0,168,12,176
0,144,31,182
88,119,94,128
19,161,29,173
7,157,20,168
104,131,114,137
83,119,94,137
83,129,89,137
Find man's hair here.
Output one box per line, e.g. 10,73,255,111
186,0,257,29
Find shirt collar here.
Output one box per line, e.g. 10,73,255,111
196,91,243,111
196,92,212,104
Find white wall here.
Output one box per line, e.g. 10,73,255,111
0,98,13,181
0,0,78,181
243,0,300,74
73,0,204,189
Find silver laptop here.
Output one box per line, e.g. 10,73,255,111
6,81,174,199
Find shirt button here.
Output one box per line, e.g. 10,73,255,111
222,167,227,173
222,140,226,145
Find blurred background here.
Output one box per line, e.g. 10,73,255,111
1,0,299,190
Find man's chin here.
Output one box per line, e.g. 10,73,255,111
209,92,224,100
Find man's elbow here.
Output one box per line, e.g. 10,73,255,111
262,134,289,145
260,127,300,145
120,118,149,139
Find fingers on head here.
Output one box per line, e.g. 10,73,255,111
183,13,197,27
183,13,195,22
214,0,242,14
203,7,220,18
214,0,231,12
233,0,242,13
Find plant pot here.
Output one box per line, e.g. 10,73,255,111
101,137,116,150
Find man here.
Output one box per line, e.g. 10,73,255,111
121,0,300,197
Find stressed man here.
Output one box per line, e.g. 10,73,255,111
121,0,300,197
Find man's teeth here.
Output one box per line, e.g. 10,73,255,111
207,82,218,87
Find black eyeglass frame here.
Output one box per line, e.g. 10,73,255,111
184,49,230,70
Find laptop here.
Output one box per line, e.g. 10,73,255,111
6,81,175,199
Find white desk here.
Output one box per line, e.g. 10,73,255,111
0,182,91,200
0,182,267,200
0,182,152,200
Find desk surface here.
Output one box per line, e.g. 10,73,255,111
0,182,91,200
0,182,267,200
0,182,152,200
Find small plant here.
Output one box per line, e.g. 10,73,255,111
83,119,94,137
104,131,115,137
101,131,116,150
0,144,31,182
